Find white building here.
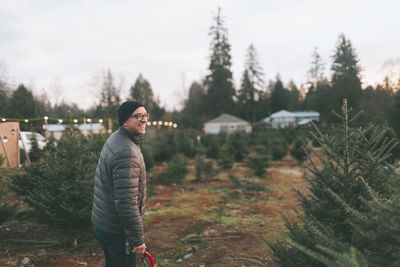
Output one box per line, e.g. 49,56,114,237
204,114,252,134
46,123,106,139
263,110,320,129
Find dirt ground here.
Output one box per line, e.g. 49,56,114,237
0,154,313,267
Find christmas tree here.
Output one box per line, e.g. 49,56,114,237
268,100,399,266
11,127,99,231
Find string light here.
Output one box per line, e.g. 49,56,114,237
0,116,179,129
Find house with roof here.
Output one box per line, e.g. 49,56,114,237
46,123,106,139
204,113,252,134
263,110,319,129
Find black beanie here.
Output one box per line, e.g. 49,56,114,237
118,100,145,126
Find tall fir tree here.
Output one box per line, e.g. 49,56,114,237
270,77,289,113
204,7,235,118
308,47,325,88
330,34,362,120
180,81,207,128
238,44,265,122
100,69,121,123
268,100,399,266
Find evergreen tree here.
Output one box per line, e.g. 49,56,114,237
0,87,8,117
270,77,289,113
130,73,155,112
268,100,399,266
238,44,265,122
307,47,325,87
389,90,400,138
181,81,207,128
330,34,362,119
204,7,235,118
11,128,98,232
287,80,301,111
100,69,121,123
8,84,37,118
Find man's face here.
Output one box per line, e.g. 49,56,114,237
123,107,148,135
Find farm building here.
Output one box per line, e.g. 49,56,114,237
263,110,320,129
204,114,252,134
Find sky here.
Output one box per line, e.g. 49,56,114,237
1,0,399,111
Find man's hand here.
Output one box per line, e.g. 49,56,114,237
132,243,146,256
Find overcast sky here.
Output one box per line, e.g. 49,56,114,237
1,0,399,111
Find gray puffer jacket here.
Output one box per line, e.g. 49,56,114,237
92,127,146,247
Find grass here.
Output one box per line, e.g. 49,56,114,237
0,153,314,266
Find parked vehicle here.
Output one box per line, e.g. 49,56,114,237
19,131,47,152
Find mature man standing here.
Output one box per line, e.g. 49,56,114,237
92,100,148,267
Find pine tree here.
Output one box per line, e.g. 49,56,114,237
270,77,289,113
268,100,399,266
11,128,99,232
204,7,235,118
100,69,121,123
181,81,207,129
238,44,265,122
8,84,37,118
389,90,400,138
308,47,325,88
331,34,362,118
130,73,155,112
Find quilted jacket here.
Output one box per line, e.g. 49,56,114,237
91,127,146,247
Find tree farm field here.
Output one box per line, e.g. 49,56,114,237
0,152,317,267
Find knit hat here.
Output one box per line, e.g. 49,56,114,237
118,100,145,126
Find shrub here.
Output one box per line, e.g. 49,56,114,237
151,132,177,162
0,178,17,224
195,156,218,182
247,153,269,177
11,128,98,231
157,154,189,185
217,145,233,170
176,132,197,158
0,154,5,166
290,139,308,162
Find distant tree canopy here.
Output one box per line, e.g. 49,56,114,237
330,34,362,118
130,73,165,120
8,84,37,118
204,7,235,118
100,69,121,120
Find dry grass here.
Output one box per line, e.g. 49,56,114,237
0,152,321,267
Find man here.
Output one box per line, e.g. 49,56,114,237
92,100,148,267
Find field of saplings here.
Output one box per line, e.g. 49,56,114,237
1,120,400,266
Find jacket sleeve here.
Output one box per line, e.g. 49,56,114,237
111,149,144,247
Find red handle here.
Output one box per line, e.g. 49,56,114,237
143,251,155,267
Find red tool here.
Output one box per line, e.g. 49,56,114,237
141,251,155,267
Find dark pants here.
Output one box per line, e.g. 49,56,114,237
94,226,136,267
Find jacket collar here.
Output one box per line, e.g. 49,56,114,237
119,127,142,144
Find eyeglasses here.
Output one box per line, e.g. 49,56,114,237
129,113,150,121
